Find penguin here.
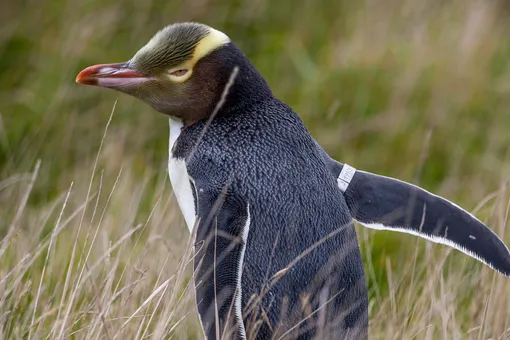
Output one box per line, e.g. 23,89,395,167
76,22,510,339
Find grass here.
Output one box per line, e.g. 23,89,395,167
1,0,510,338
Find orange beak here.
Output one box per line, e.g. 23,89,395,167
76,62,149,87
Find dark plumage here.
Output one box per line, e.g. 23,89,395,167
76,22,510,340
176,95,368,339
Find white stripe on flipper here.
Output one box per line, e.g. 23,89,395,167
355,170,510,257
235,204,250,339
357,221,504,274
337,164,356,192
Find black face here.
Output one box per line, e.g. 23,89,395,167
121,45,237,124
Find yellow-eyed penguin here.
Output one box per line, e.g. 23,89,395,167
76,22,510,340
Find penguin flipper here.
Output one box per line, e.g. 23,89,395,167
192,182,249,340
343,168,510,277
315,145,510,276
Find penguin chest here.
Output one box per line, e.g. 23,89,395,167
168,118,197,232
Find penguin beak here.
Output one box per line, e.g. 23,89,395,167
76,62,150,88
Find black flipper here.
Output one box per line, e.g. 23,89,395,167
192,180,250,340
316,143,510,276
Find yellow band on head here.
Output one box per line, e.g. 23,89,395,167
166,27,230,83
192,28,230,65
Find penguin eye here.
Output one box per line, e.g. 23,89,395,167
169,69,189,77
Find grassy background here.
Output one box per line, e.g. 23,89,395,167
1,0,510,338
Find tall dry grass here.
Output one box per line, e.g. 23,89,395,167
1,0,510,338
0,104,203,339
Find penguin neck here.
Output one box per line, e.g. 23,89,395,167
213,43,273,118
176,43,273,127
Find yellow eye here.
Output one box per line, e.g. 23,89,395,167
170,69,188,77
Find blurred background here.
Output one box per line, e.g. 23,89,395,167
1,0,510,339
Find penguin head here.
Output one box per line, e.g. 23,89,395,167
76,22,270,125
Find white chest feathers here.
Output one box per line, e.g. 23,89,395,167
168,118,197,232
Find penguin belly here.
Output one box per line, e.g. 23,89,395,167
168,118,197,232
